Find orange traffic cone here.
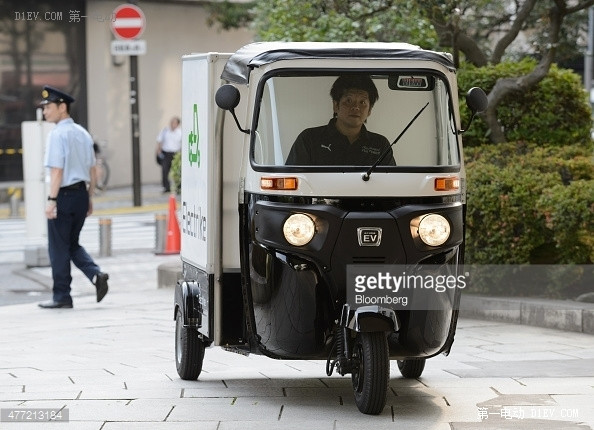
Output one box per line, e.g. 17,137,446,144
164,194,181,254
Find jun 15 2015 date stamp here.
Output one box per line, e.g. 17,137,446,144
1,408,69,422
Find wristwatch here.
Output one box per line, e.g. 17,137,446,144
47,196,57,201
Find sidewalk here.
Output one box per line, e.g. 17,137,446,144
0,184,172,305
1,185,593,428
2,257,594,429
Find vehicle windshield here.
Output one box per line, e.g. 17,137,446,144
251,72,460,171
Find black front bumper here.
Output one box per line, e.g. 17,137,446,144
245,195,464,359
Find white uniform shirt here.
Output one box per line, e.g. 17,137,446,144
157,126,182,153
44,118,95,187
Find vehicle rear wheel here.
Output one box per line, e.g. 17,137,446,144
175,309,205,380
397,358,426,378
351,331,389,415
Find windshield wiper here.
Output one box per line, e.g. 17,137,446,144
362,102,429,181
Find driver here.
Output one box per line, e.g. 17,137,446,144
285,75,396,166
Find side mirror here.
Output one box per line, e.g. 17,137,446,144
215,84,241,111
215,84,249,135
459,87,488,134
466,87,488,114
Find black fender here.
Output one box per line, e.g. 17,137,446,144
348,306,399,333
174,280,202,328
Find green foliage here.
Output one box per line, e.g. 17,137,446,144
207,1,255,30
458,59,592,147
454,59,592,295
465,141,594,267
251,0,438,47
537,180,594,265
170,152,181,195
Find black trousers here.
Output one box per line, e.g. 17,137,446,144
47,184,100,303
161,151,175,191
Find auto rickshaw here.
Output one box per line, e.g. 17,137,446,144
174,42,487,414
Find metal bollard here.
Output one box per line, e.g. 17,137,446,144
155,213,167,254
99,218,112,257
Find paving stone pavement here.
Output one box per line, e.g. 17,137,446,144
1,250,593,429
1,185,593,428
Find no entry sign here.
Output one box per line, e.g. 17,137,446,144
111,4,145,40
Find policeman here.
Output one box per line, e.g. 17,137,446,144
38,85,109,309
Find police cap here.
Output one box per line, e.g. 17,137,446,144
40,85,75,105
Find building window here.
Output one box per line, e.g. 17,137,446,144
0,0,86,181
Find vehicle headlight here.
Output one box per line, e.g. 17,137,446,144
283,213,315,246
417,214,450,246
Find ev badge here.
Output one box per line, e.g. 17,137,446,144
357,227,382,247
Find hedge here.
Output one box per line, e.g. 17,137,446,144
459,61,593,298
458,59,592,147
465,141,593,264
464,142,594,297
171,151,181,195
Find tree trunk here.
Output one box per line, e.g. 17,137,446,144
486,3,563,143
427,1,594,144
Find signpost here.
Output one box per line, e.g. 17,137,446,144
112,4,145,39
110,3,145,207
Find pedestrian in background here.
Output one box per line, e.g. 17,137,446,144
39,85,109,309
156,116,181,193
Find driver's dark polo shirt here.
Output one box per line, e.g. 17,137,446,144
285,119,396,166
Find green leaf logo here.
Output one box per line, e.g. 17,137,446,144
188,103,200,167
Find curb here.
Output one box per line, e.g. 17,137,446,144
157,259,182,289
460,294,594,335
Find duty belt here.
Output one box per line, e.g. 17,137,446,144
61,181,86,190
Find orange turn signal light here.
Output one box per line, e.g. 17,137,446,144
434,177,460,191
261,177,298,191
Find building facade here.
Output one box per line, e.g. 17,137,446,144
0,0,253,186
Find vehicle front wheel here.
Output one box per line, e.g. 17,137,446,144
175,309,205,380
397,358,426,379
351,331,389,415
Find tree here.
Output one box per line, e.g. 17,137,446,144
421,0,594,142
209,0,594,144
249,0,438,47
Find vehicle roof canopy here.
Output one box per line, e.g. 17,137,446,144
220,42,456,85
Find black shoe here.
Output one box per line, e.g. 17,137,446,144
38,300,73,309
95,272,109,302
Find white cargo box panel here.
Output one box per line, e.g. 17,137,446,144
181,52,241,273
